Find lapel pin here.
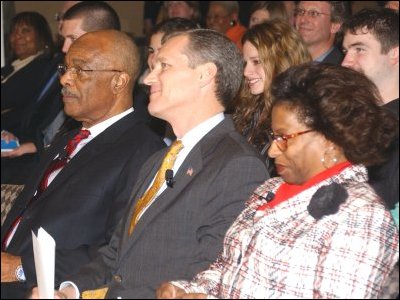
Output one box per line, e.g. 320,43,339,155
186,167,194,177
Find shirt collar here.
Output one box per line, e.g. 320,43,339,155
314,46,335,62
180,113,224,150
83,107,134,139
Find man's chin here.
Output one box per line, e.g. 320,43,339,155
148,109,162,119
63,106,79,119
148,103,162,118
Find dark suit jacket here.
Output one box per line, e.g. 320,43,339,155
368,99,399,209
1,111,165,291
19,53,65,149
1,53,65,185
71,116,269,298
1,53,54,137
321,46,344,65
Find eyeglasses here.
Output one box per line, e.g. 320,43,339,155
294,8,331,18
57,64,123,79
267,129,314,152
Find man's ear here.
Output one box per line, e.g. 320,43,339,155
330,22,341,35
198,62,217,88
388,46,399,66
111,73,130,94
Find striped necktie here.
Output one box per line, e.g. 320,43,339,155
2,129,91,250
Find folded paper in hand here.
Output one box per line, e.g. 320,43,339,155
32,228,55,299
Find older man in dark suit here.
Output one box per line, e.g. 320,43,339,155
37,29,269,299
1,1,122,185
1,30,164,298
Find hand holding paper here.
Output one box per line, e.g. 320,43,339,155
32,228,55,299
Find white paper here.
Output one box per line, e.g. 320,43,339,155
32,227,55,299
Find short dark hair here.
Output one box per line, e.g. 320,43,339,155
164,29,244,109
342,8,399,54
271,63,399,166
153,17,200,37
10,11,54,57
63,1,120,31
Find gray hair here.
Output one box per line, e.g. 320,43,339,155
164,29,244,108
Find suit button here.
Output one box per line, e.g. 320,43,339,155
113,275,122,283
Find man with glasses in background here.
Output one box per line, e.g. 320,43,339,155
295,1,347,64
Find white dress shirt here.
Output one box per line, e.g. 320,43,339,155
47,108,134,186
137,113,225,220
60,112,225,299
4,108,134,249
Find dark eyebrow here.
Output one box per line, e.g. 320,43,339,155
347,42,368,48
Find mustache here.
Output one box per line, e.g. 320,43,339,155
61,87,77,97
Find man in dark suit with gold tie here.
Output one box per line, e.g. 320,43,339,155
32,29,269,299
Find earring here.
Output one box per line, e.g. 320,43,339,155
230,20,237,27
321,147,338,169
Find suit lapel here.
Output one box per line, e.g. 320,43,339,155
26,129,77,199
121,146,203,255
120,150,166,245
121,117,236,252
30,112,139,208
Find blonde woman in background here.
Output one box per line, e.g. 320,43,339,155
233,20,311,175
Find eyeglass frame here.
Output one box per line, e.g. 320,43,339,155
294,8,331,18
57,64,123,79
267,129,314,152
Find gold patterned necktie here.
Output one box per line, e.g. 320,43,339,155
128,140,184,235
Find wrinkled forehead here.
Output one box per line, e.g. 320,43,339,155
66,37,111,66
159,34,189,56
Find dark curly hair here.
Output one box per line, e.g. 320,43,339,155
270,63,399,166
342,8,399,54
